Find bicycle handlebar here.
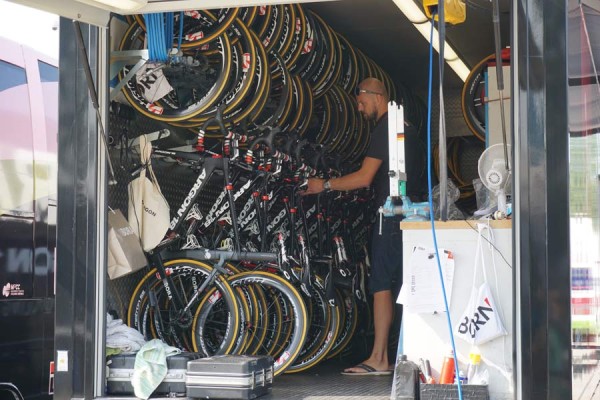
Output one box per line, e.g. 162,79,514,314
200,104,227,135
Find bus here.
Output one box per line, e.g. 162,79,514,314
0,36,57,400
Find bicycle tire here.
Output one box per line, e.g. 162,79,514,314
336,33,359,94
289,8,316,76
260,5,285,53
281,4,306,70
118,20,232,122
286,276,340,373
295,78,314,137
126,259,240,354
275,5,296,58
309,12,341,98
461,52,510,141
327,287,358,359
228,271,308,376
183,17,257,123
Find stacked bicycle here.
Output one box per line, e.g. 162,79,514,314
115,5,428,166
120,111,375,375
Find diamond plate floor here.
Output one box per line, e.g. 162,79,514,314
266,360,393,400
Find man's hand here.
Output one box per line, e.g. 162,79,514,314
301,178,325,195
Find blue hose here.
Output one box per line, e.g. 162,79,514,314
143,13,169,62
426,11,463,400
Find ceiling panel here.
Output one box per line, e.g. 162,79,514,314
308,0,511,94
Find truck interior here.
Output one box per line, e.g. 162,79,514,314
3,0,596,399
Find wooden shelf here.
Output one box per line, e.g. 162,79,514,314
400,219,512,230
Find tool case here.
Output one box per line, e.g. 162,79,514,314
186,355,274,399
106,352,201,396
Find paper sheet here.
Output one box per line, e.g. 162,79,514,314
397,245,455,313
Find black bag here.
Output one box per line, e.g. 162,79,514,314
186,355,274,400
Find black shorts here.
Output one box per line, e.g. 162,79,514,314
369,216,403,293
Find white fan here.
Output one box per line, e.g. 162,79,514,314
478,143,512,214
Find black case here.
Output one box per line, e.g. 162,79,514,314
106,352,201,396
186,355,274,400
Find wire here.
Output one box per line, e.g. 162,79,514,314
178,11,184,50
465,0,493,12
462,220,512,268
427,12,463,400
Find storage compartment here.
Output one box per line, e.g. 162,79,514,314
106,352,202,396
420,384,490,400
187,355,273,399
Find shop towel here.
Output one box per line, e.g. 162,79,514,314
105,313,146,353
131,339,181,399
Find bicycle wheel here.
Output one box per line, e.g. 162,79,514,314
228,271,308,376
308,12,341,98
289,7,316,76
295,78,314,137
251,51,293,129
327,287,358,359
462,50,510,141
274,5,296,58
281,4,306,70
132,9,239,48
260,5,285,53
186,17,258,122
249,282,284,356
286,276,340,373
336,33,359,94
239,282,271,354
127,259,239,353
180,9,240,49
281,75,306,133
117,20,232,122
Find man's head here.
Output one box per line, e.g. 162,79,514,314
355,77,389,121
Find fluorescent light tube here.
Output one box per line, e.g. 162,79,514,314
76,0,147,11
392,0,429,23
393,0,470,81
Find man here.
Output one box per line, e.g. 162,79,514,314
303,77,403,375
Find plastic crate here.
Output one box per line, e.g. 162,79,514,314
420,384,489,400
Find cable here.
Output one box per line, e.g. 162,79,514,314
462,220,512,268
427,12,463,400
437,1,448,221
165,12,174,54
178,11,184,50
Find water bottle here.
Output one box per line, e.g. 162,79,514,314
454,370,468,385
467,350,482,384
392,354,420,399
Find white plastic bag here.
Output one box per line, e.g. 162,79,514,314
107,209,147,279
455,224,507,345
128,135,170,251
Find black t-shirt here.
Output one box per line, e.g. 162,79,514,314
365,113,390,207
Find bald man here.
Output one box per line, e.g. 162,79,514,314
304,77,403,375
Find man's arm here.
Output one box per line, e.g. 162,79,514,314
303,157,382,195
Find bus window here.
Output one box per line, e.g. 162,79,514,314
0,56,35,299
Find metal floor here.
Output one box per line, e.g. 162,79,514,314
266,360,393,400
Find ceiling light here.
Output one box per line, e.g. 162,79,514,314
413,22,459,61
75,0,148,12
393,0,470,81
392,0,429,23
446,58,470,81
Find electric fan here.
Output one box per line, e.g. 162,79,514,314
477,143,512,215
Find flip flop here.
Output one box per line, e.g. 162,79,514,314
340,363,393,376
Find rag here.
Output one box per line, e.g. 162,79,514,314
131,339,181,399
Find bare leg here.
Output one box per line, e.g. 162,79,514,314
343,290,393,372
